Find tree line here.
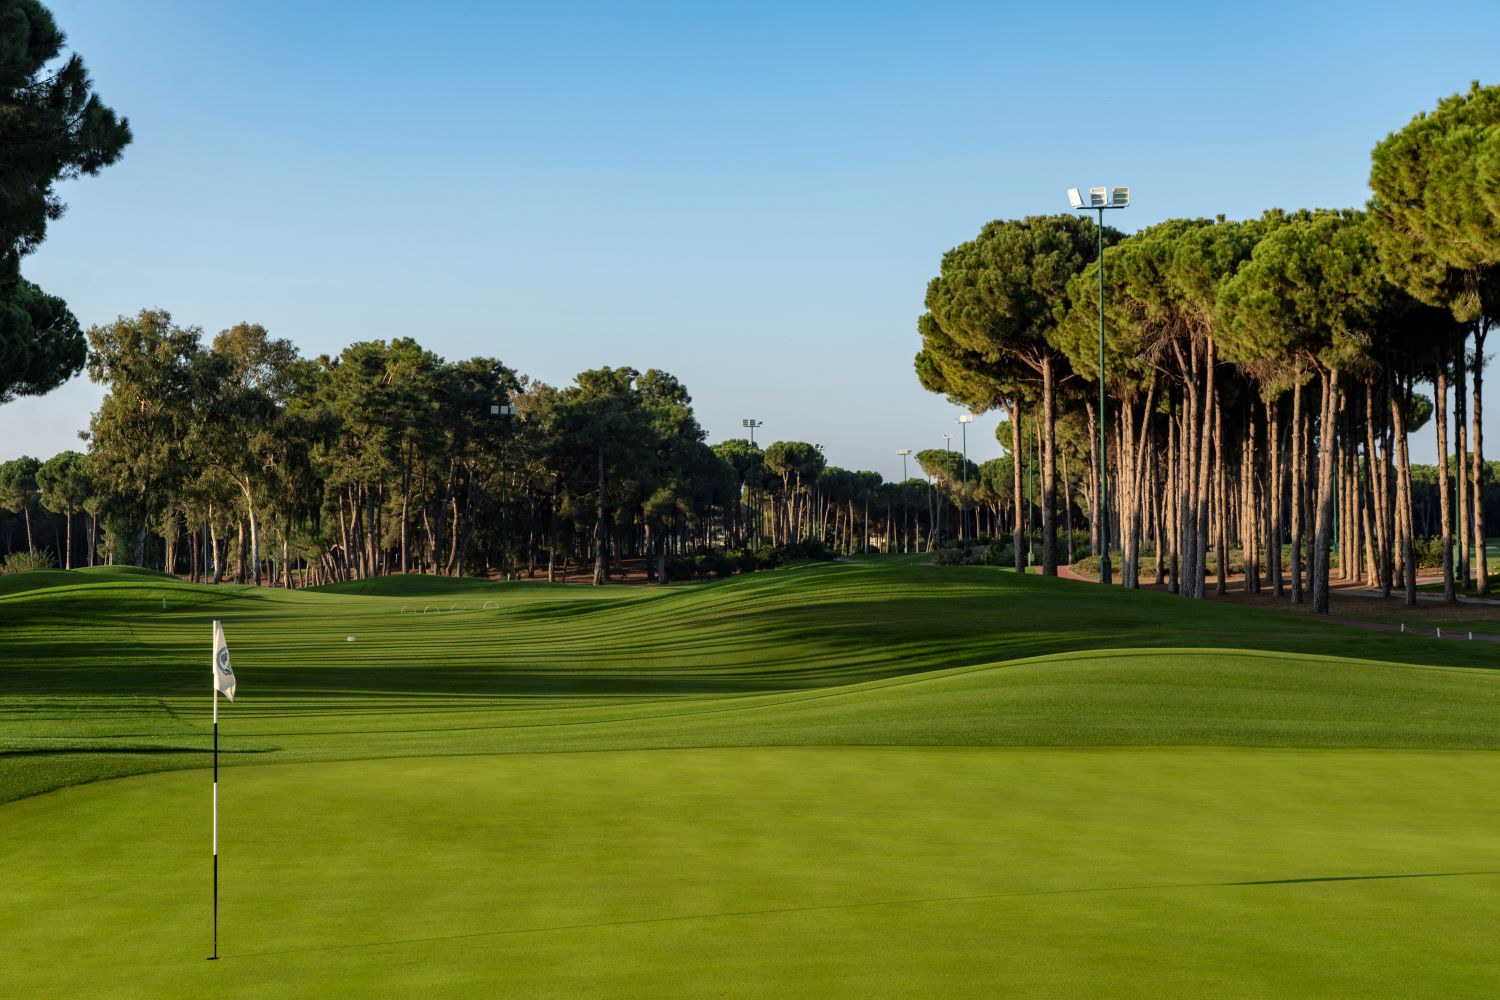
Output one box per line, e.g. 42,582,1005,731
917,83,1500,611
1,310,996,583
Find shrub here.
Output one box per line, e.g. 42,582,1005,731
932,547,968,566
726,548,759,574
1,550,55,574
753,545,783,570
1411,536,1448,570
693,550,735,579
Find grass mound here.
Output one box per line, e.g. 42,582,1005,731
0,563,174,596
4,560,1499,802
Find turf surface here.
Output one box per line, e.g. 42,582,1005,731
3,560,1499,996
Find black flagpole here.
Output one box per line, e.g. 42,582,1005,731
210,678,219,960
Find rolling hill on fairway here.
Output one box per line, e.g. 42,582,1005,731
4,560,1500,997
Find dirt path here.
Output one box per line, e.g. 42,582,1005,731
1056,563,1500,645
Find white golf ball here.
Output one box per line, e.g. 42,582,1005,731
346,636,356,642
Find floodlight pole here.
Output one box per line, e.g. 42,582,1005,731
1028,416,1036,569
897,449,912,553
957,415,972,554
742,419,763,547
942,434,954,545
1068,186,1130,585
1096,207,1109,586
492,403,517,579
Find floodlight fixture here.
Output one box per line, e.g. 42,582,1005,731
1089,187,1108,208
741,418,763,445
1111,186,1130,207
957,414,973,424
1067,187,1084,209
896,448,912,456
491,403,517,416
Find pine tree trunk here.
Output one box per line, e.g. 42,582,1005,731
1119,398,1135,585
594,448,608,586
1041,356,1058,575
209,509,222,584
1289,381,1304,603
1084,399,1100,556
1267,397,1283,596
1178,365,1196,598
1436,344,1456,602
1213,369,1227,595
1193,340,1216,600
1475,324,1489,595
1243,402,1256,593
1167,411,1180,593
1365,380,1391,596
1010,399,1025,572
1456,339,1470,589
1312,368,1341,614
1392,381,1417,606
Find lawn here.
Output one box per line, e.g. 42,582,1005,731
3,560,1499,997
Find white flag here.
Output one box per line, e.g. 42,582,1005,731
213,620,236,701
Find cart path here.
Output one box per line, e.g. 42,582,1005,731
1054,564,1500,645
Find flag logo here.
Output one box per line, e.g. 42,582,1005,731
212,620,236,701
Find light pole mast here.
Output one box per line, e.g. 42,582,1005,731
1068,185,1130,585
491,402,517,579
742,418,763,547
897,449,912,554
957,414,972,553
942,433,954,545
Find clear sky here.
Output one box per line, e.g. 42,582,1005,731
6,0,1499,478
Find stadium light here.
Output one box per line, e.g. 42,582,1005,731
741,418,763,446
1067,181,1130,586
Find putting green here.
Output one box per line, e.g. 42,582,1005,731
4,560,1500,996
4,749,1498,998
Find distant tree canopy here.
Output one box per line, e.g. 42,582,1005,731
0,0,131,403
7,309,947,582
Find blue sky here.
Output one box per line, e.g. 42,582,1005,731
7,0,1499,476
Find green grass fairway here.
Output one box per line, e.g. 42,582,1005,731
4,561,1500,996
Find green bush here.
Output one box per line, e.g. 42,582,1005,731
932,547,968,566
1,550,55,574
1072,552,1159,579
931,540,1014,567
753,545,783,570
1410,536,1448,570
692,551,736,579
726,548,759,574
